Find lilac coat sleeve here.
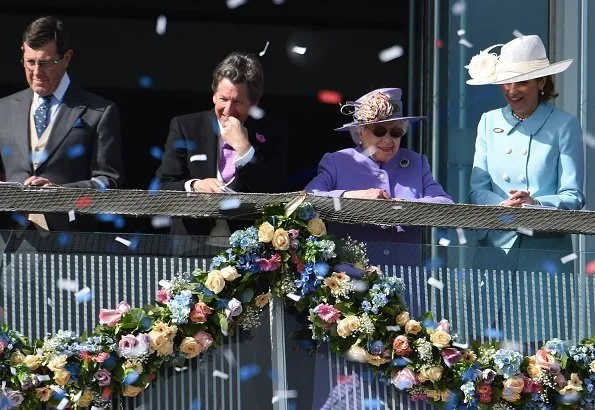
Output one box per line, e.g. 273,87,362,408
409,155,453,204
304,153,347,197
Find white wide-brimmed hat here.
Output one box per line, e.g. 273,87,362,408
466,35,573,85
335,87,425,131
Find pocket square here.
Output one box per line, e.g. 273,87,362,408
255,133,266,143
73,118,85,128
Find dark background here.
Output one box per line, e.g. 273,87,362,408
0,0,413,232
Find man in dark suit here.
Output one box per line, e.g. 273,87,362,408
156,52,288,235
0,16,124,232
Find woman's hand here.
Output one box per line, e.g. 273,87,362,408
502,189,536,207
343,189,390,199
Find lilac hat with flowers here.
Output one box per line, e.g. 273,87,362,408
335,88,425,131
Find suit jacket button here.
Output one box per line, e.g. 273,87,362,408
519,175,526,183
502,174,510,182
505,148,512,154
521,148,528,155
379,174,386,180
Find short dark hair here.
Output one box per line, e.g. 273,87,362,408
538,75,559,102
22,16,71,57
211,52,264,104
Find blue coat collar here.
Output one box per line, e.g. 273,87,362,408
502,103,554,136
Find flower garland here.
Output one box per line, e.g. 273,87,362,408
1,201,595,409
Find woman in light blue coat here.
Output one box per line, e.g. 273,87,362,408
466,35,584,348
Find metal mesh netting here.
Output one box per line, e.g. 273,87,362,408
1,186,594,234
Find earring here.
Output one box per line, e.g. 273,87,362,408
540,90,545,95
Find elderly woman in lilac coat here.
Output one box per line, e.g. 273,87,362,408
305,87,452,273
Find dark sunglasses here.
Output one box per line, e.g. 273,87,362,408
366,125,405,138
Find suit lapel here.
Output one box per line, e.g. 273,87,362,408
10,90,34,173
195,110,219,179
42,85,87,166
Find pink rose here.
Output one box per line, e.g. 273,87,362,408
288,229,300,239
435,319,450,333
441,348,462,367
290,252,305,272
392,335,412,356
0,337,7,354
476,384,492,403
156,288,170,303
521,375,542,393
316,304,341,323
535,349,556,370
194,331,214,353
189,302,212,324
117,301,131,314
94,369,112,387
392,368,417,390
554,374,566,388
256,254,282,272
98,301,131,326
118,334,150,358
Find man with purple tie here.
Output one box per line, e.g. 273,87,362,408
156,52,288,235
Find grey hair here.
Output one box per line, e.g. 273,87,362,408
211,52,264,104
349,120,409,145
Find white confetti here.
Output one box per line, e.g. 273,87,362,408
57,278,79,292
427,277,444,290
226,0,247,9
57,398,69,410
385,326,400,332
50,386,64,394
292,46,307,55
258,40,270,57
479,281,485,287
47,298,52,306
151,216,171,229
501,339,523,352
516,227,534,236
512,29,525,38
175,366,188,372
351,280,369,293
272,390,298,404
249,105,265,120
72,390,83,402
332,197,342,211
378,45,404,62
456,228,467,245
222,348,237,367
10,367,16,375
458,38,473,48
286,293,301,301
451,0,466,15
438,237,450,246
212,370,229,380
115,236,131,247
37,375,51,382
272,0,285,4
156,15,167,35
75,287,92,304
362,146,377,158
219,198,241,210
158,279,172,289
561,253,578,264
583,131,595,148
452,341,469,349
68,209,75,222
456,29,466,36
190,154,208,162
392,205,403,210
396,226,405,232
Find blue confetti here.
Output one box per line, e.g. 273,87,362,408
287,401,298,410
30,150,49,164
123,370,139,385
96,213,126,229
219,198,241,210
542,260,557,273
11,213,28,227
113,215,126,229
75,287,92,304
189,399,202,410
173,139,197,151
363,398,383,409
422,319,437,329
391,357,410,367
138,75,153,88
66,144,85,158
1,146,13,156
267,368,279,382
149,146,164,160
499,214,514,223
148,177,161,195
484,327,504,340
239,364,261,382
58,233,71,246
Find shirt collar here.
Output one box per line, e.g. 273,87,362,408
502,102,553,136
33,72,70,103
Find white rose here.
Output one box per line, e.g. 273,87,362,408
220,266,241,282
465,51,498,81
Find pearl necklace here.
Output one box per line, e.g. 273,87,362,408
511,111,525,122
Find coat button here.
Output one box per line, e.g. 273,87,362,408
505,148,512,154
378,174,386,180
521,148,527,155
519,175,526,183
502,174,510,182
383,249,390,256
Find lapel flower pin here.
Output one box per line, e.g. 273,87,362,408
255,133,266,143
400,158,410,168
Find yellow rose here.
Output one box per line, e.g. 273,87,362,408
367,354,390,366
205,270,226,294
47,354,68,372
502,389,521,403
123,385,143,398
54,369,71,386
307,218,327,237
254,292,272,308
220,266,241,282
527,358,542,379
503,377,525,400
78,390,94,407
395,311,410,327
337,316,360,338
36,387,53,402
258,222,275,242
345,345,368,363
590,360,595,373
152,322,177,338
9,351,25,366
426,389,441,401
23,354,41,370
405,320,422,335
272,228,290,250
149,332,174,356
430,330,451,348
179,337,201,359
418,366,444,383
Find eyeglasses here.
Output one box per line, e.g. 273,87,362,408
366,125,405,138
21,57,62,71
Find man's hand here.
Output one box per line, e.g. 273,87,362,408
220,115,251,156
502,189,536,207
24,176,59,187
343,189,390,199
192,178,226,193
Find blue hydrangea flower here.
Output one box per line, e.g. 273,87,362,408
493,349,523,378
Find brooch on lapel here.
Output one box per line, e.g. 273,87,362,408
255,133,266,143
73,118,85,128
399,158,410,168
493,128,504,133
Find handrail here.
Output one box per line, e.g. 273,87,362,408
0,186,594,234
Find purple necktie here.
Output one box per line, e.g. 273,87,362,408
219,143,236,183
